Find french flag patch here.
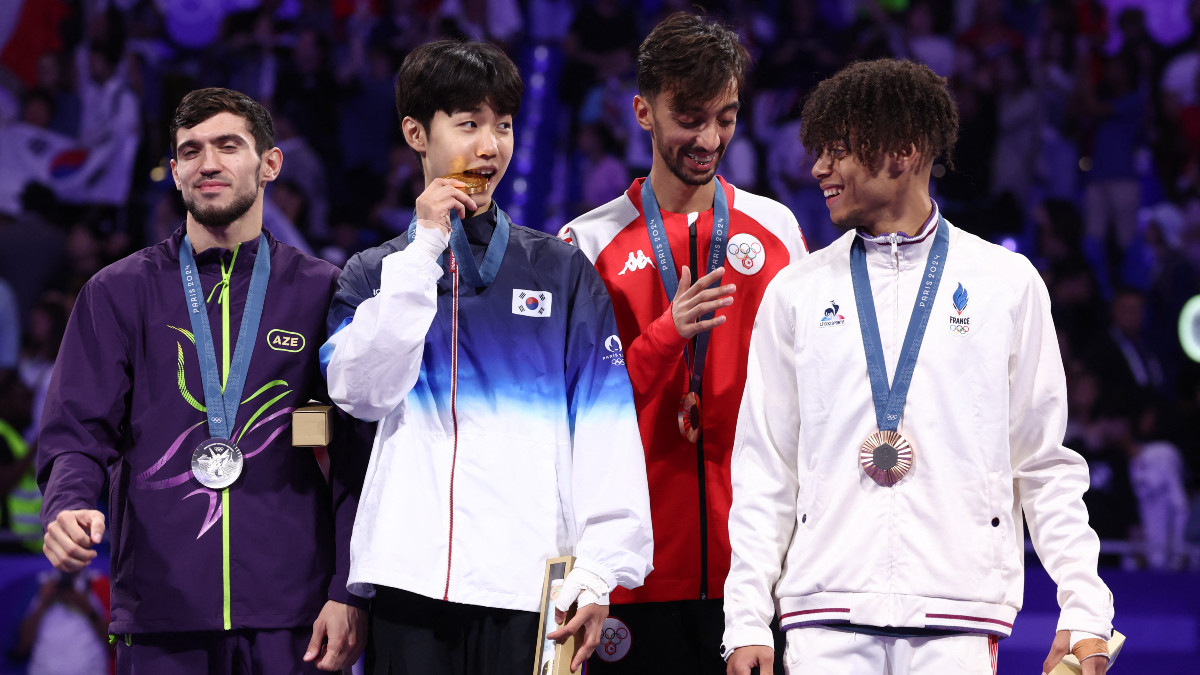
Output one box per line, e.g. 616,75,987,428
512,289,553,317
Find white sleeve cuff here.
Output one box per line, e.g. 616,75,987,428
409,222,450,262
553,566,610,611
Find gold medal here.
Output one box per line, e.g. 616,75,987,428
858,430,914,487
443,172,489,195
677,391,701,443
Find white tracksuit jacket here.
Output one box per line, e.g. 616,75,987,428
723,208,1114,654
323,210,653,612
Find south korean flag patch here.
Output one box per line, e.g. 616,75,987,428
513,289,553,317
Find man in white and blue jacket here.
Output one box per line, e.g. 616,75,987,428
321,40,653,675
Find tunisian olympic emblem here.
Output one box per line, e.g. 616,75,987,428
595,616,632,662
726,233,765,275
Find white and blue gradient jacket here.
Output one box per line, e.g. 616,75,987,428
723,208,1114,654
322,205,653,612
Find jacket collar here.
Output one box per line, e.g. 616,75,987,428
854,201,942,266
169,223,274,267
461,202,499,246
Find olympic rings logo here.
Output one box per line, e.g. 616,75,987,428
949,324,970,334
600,625,630,655
727,241,762,269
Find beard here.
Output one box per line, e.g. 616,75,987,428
183,171,260,230
655,133,724,187
831,207,870,232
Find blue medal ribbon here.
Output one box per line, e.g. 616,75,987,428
849,216,948,432
640,178,729,393
409,208,510,288
178,233,271,440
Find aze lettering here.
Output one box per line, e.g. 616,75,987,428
267,329,306,353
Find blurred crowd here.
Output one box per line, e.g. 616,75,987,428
3,0,1200,589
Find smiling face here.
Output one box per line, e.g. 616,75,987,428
637,84,739,188
170,111,280,231
405,105,513,214
811,140,901,233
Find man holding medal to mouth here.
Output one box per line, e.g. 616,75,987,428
560,12,808,674
37,88,368,673
321,40,653,674
724,59,1115,674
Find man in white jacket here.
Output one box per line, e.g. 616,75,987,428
724,59,1114,675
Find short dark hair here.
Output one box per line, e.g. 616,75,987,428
169,87,274,157
801,59,959,172
636,12,751,111
395,40,522,134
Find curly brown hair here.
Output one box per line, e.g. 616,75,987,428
801,59,958,173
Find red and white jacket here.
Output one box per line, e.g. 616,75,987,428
560,177,808,603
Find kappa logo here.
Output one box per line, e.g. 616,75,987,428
949,283,970,335
267,329,306,352
602,334,625,367
726,233,766,275
819,301,846,327
617,250,656,275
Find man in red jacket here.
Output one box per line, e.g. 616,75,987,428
560,12,808,673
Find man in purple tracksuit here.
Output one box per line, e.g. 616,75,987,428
37,88,367,673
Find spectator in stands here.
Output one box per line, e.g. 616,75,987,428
14,569,110,675
559,0,638,108
1081,56,1146,283
0,367,39,554
1126,399,1190,571
1086,287,1165,413
0,184,69,326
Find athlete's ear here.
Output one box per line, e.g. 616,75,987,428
260,146,283,184
892,143,919,172
634,95,654,132
402,116,428,154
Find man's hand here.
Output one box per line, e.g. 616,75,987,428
672,266,735,340
727,645,773,675
414,176,480,226
43,509,104,572
1041,630,1108,675
547,602,608,673
303,600,367,671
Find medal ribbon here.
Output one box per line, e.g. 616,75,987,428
179,233,271,440
849,215,948,432
641,178,729,393
408,207,511,288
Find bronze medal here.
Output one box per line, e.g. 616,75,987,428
677,392,701,443
443,172,489,195
858,430,914,487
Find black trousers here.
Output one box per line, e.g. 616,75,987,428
582,598,786,674
367,586,540,675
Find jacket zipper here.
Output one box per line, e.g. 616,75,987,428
444,253,460,601
213,245,240,631
689,216,709,600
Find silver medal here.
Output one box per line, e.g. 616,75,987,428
191,438,243,489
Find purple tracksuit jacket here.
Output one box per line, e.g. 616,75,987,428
37,227,368,634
